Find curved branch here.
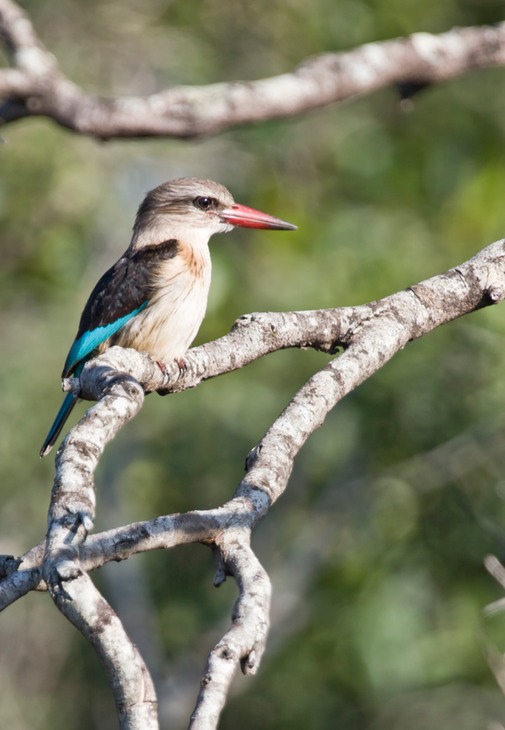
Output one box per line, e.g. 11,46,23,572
1,0,505,138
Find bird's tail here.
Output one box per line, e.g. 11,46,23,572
40,392,78,458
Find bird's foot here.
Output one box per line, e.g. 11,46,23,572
155,357,188,393
156,358,187,378
156,360,169,376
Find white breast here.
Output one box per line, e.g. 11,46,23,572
112,243,212,363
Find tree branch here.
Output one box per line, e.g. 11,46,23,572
47,568,159,729
1,0,505,138
189,539,271,728
2,237,505,727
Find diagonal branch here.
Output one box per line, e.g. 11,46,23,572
1,0,505,138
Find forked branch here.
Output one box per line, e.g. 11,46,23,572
1,238,505,727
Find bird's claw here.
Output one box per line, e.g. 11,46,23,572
157,357,188,380
156,360,169,376
176,357,188,379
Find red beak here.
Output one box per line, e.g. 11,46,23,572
220,203,297,231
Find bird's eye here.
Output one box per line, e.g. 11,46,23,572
193,196,215,211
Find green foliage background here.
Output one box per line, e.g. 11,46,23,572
2,1,505,727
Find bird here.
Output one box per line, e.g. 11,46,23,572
40,177,296,457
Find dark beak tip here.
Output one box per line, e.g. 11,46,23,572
273,218,298,231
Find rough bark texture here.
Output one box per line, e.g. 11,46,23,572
1,0,505,138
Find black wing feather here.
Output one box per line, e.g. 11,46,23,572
76,240,180,337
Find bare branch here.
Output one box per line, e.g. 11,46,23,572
41,369,156,727
190,540,271,728
1,237,503,726
46,568,159,729
481,556,505,698
1,0,505,138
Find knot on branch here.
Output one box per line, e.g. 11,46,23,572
483,282,505,305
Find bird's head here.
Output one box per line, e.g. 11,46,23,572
130,177,296,250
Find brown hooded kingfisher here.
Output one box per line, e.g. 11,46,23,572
40,177,296,457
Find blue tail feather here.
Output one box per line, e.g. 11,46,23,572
40,392,78,458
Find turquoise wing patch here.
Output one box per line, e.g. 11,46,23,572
64,302,148,375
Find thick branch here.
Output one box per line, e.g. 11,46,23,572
1,0,505,137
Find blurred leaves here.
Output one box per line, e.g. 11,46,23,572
2,1,505,728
